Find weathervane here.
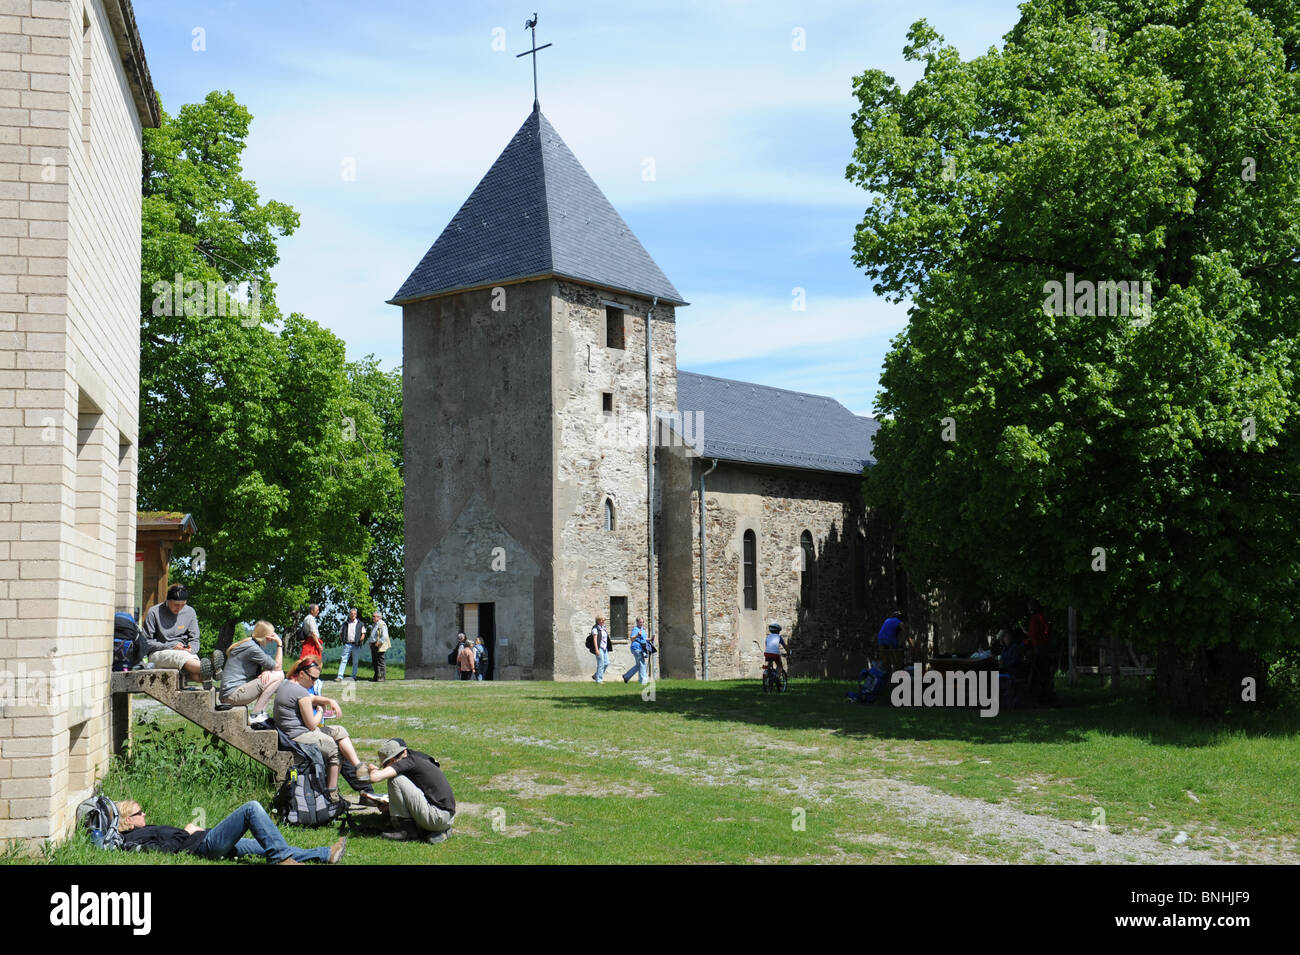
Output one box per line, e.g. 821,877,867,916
517,12,552,109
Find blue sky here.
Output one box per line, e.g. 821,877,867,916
134,1,1021,416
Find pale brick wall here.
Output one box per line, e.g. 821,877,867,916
0,0,145,849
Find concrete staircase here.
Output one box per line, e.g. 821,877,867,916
110,669,293,777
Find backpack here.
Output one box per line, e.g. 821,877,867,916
447,645,459,665
272,728,345,827
76,792,124,850
113,612,141,671
847,666,888,704
475,642,487,665
585,630,598,655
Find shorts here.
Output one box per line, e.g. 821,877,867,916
764,652,783,662
151,648,198,670
291,724,349,766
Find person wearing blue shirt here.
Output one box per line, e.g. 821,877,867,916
876,611,906,649
622,618,652,684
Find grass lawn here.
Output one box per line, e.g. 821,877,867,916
8,676,1299,864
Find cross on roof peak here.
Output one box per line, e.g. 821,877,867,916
516,12,553,110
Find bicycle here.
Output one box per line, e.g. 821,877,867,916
761,651,789,693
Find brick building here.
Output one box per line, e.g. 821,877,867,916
395,105,916,680
0,0,157,848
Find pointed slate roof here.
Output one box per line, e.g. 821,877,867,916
391,107,686,306
673,371,878,475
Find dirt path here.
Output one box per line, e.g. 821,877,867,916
415,717,1243,864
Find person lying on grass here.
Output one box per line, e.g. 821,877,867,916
364,738,456,844
115,799,346,865
273,657,380,808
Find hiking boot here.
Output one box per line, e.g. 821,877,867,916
210,649,225,681
328,836,347,864
381,823,425,842
276,857,304,865
425,828,452,844
198,657,214,690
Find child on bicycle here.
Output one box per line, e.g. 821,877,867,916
764,622,788,679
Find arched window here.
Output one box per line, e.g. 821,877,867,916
604,498,616,531
742,530,757,610
800,531,816,609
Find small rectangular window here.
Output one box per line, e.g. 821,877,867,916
610,596,628,643
606,306,624,349
743,530,757,611
602,392,613,415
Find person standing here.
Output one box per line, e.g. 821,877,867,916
473,636,488,681
338,607,366,681
622,617,650,684
456,638,476,681
141,584,219,690
369,610,390,682
590,616,610,684
366,739,456,844
299,604,324,663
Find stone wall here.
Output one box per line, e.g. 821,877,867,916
551,279,675,679
657,454,959,680
402,279,556,679
688,462,870,679
0,0,147,848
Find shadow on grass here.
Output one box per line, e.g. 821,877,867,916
548,678,1300,747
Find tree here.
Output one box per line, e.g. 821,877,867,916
848,1,1300,710
345,356,405,638
140,92,402,648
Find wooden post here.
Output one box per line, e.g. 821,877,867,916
1067,606,1077,686
1109,631,1121,693
110,690,131,757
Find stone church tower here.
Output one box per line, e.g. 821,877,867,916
392,106,687,680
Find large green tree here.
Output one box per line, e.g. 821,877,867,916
140,92,402,648
848,0,1300,709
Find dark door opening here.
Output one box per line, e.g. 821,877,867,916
456,601,496,680
609,596,628,644
479,602,495,680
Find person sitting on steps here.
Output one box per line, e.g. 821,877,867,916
273,658,379,809
219,619,284,725
140,583,223,690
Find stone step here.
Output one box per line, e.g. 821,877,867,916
111,669,293,776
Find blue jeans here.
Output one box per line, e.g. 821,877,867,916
338,643,360,680
623,644,647,683
195,801,329,864
594,648,609,682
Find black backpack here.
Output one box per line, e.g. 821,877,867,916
447,644,459,665
585,630,597,655
272,727,345,827
113,613,141,671
76,792,124,850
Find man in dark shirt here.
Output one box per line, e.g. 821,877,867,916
116,799,346,864
365,737,456,844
